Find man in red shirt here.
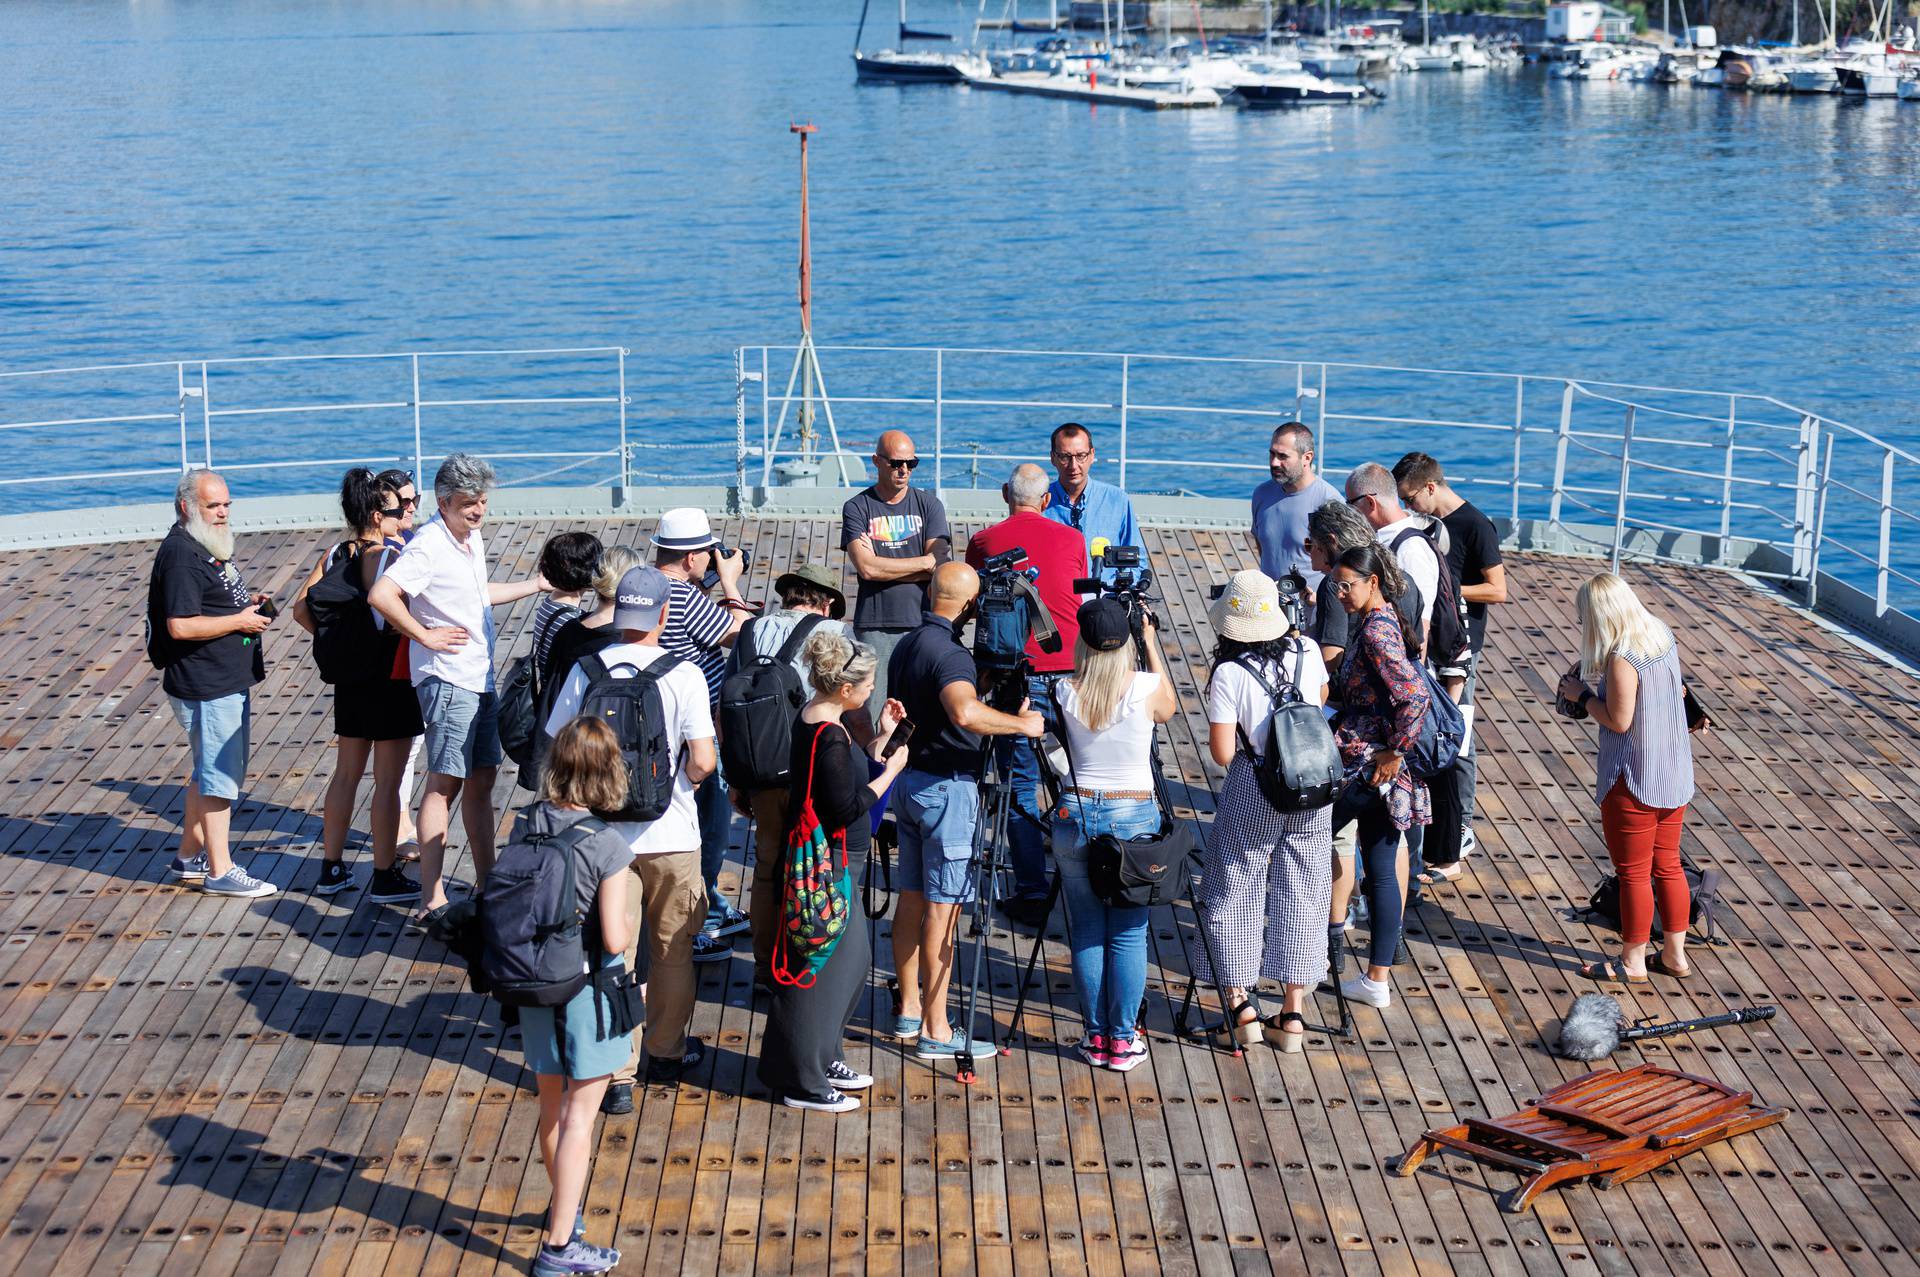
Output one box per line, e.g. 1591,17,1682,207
964,463,1089,925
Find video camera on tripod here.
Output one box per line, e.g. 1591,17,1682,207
1074,539,1158,644
973,546,1062,712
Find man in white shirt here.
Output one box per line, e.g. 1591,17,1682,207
369,454,548,919
544,566,717,1106
1345,462,1439,645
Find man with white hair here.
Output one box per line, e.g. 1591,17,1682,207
963,463,1089,925
370,453,550,920
1344,461,1438,643
146,468,279,897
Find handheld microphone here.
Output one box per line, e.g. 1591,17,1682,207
1089,536,1110,564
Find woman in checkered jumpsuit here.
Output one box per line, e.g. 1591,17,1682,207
1193,570,1334,1053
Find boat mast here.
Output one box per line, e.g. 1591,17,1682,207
1422,0,1430,47
899,0,908,43
855,0,872,51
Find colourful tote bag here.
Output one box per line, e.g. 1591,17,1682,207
772,723,855,989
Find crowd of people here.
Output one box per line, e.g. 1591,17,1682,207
144,420,1704,1277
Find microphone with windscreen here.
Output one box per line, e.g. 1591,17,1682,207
1556,993,1776,1062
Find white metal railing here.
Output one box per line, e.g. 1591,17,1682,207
1,341,1912,624
736,342,1919,619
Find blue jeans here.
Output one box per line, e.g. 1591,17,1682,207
1333,785,1405,970
168,692,250,801
1053,796,1157,1042
696,770,734,924
994,673,1061,900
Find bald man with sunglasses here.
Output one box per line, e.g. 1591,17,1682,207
842,430,951,704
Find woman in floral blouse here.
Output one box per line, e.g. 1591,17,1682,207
1330,543,1431,1011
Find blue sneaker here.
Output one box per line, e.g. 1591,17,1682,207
532,1239,619,1276
167,853,210,881
890,1014,922,1042
202,867,277,899
915,1029,996,1060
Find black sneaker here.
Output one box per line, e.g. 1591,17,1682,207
645,1038,707,1085
368,867,422,903
998,894,1050,928
314,861,356,896
690,932,732,965
599,1082,634,1115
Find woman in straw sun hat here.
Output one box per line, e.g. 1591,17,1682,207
1195,568,1334,1054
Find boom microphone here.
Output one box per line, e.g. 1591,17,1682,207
1556,993,1777,1062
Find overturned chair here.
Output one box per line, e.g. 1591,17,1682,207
1392,1062,1787,1212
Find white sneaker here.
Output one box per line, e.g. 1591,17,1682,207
202,867,277,898
1339,976,1392,1009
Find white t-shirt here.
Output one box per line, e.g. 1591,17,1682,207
382,518,497,693
1206,640,1330,754
544,642,714,857
1376,515,1439,642
1056,671,1162,791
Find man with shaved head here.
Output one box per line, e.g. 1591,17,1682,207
965,463,1090,923
842,429,951,704
886,559,1045,1061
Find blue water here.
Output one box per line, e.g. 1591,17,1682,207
3,0,1917,576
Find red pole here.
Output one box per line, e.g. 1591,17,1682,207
791,122,818,335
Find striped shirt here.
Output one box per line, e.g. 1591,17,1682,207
1596,641,1695,809
663,580,732,705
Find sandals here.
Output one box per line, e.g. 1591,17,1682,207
1647,953,1693,980
1415,861,1466,887
1579,958,1649,985
1214,1000,1263,1049
1263,1011,1306,1054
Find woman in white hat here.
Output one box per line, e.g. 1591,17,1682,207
1196,569,1333,1053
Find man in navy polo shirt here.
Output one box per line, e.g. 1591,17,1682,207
1045,422,1140,576
967,463,1090,924
887,562,1044,1062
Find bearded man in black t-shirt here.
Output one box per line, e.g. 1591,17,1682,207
145,469,279,899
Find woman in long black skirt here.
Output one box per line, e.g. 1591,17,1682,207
758,629,909,1112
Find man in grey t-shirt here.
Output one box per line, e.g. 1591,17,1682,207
841,429,951,704
1250,421,1343,598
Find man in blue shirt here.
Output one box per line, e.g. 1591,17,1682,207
1044,422,1140,571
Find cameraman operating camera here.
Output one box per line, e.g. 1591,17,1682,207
888,562,1045,1062
964,463,1091,925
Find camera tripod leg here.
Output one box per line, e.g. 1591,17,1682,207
953,765,1016,1086
1001,866,1063,1053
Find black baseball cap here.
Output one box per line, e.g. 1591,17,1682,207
1078,598,1132,653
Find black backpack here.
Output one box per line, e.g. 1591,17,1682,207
500,608,578,777
576,652,685,823
477,813,607,1008
1586,854,1720,938
1233,649,1343,812
1392,520,1471,671
718,614,825,792
306,544,393,685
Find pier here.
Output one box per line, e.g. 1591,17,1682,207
2,510,1918,1274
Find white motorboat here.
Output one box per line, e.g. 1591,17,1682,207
854,0,989,82
1785,57,1840,93
1231,70,1377,105
1298,40,1363,76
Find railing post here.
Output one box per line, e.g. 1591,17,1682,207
1316,363,1328,472
1717,395,1737,564
1807,431,1834,611
1610,404,1635,573
734,347,749,509
760,347,772,490
1548,381,1574,530
411,354,425,485
1293,363,1307,423
199,363,213,467
617,348,631,493
176,362,191,471
1791,414,1816,584
1509,377,1524,530
934,348,945,495
1878,447,1895,617
1118,355,1130,492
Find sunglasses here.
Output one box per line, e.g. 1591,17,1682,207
377,505,406,518
878,456,919,471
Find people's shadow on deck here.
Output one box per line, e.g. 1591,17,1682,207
221,962,523,1087
95,777,327,852
149,1113,521,1261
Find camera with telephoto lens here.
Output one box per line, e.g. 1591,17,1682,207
700,540,753,593
1075,544,1158,635
973,547,1062,709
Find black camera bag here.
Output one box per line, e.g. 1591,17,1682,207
1056,671,1188,911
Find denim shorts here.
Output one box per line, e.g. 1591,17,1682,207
893,769,981,905
168,692,250,801
415,677,502,779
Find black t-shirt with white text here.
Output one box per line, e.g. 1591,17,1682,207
841,486,951,631
147,524,265,701
1441,500,1503,652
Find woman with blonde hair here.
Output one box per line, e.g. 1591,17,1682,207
1558,572,1698,982
1053,598,1178,1071
758,629,909,1112
515,716,637,1277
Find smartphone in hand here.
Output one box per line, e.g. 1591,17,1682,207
256,596,279,619
882,719,915,761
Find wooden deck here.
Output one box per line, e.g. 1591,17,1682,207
3,513,1920,1277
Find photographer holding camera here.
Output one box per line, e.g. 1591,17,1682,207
964,463,1090,925
887,562,1044,1061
